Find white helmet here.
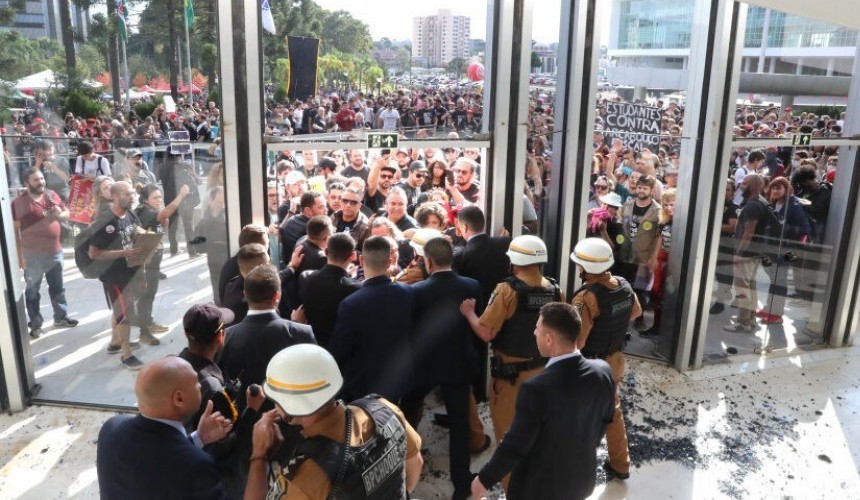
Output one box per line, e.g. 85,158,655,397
570,237,614,274
410,228,443,257
507,235,548,266
264,344,343,417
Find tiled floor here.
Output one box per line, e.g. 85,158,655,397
5,248,859,498
1,345,858,499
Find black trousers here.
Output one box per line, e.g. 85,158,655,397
400,380,472,491
167,207,195,255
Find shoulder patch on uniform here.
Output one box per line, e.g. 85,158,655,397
487,290,497,306
105,225,115,234
574,302,583,315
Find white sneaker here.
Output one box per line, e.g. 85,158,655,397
723,322,756,334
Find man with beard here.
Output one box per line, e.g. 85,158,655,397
88,181,146,369
342,149,370,183
32,140,71,201
13,168,79,338
619,175,661,322
365,154,396,213
726,173,768,333
448,158,481,207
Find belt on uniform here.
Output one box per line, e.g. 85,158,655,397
490,356,547,384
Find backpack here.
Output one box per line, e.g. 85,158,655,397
74,221,110,279
748,198,784,255
74,211,139,279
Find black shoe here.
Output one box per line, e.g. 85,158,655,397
54,317,79,328
709,302,725,315
29,327,43,339
159,272,167,280
603,460,630,480
640,326,660,338
433,412,451,428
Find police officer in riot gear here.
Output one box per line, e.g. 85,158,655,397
570,237,642,481
460,234,563,489
245,344,424,499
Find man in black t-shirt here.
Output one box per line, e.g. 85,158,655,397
710,178,739,314
88,181,145,370
726,174,767,333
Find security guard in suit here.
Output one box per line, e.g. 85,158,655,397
246,344,424,499
461,235,563,451
570,237,642,481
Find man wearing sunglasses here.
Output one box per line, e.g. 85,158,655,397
332,188,370,244
398,161,428,215
365,154,397,213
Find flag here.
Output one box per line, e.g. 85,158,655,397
184,0,195,28
262,0,276,35
116,0,128,43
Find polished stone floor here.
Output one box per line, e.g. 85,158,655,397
1,344,858,499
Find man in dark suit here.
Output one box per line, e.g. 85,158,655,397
297,233,361,348
452,205,512,303
450,205,511,422
217,224,268,306
329,236,415,402
96,356,234,499
278,191,326,268
221,243,270,325
471,302,615,500
218,263,316,412
400,237,483,499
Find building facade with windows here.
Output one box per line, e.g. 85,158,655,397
412,9,471,68
0,0,89,42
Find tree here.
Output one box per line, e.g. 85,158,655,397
321,10,372,56
58,0,77,79
0,0,25,26
0,32,62,81
531,51,542,72
446,57,467,79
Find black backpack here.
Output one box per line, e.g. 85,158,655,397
74,221,110,279
74,211,139,279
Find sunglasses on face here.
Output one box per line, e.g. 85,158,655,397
380,174,394,180
341,199,361,206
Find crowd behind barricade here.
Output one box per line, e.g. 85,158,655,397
261,85,486,139
586,96,840,336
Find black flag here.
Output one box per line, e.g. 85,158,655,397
287,36,320,102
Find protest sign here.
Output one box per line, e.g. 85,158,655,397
603,102,662,152
67,176,95,225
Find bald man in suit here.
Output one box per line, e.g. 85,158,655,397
97,357,233,499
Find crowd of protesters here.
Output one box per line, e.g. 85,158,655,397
586,96,840,336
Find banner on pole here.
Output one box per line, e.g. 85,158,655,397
602,102,662,152
67,176,96,225
116,0,128,43
287,36,320,102
262,0,277,35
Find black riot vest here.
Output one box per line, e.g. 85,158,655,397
577,277,634,358
494,277,562,359
287,395,408,500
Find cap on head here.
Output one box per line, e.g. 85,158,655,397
408,161,427,172
410,228,443,257
183,304,234,343
507,235,548,266
265,344,343,417
570,237,614,274
127,149,143,158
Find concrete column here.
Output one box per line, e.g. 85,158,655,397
769,57,776,73
826,58,835,76
796,58,804,75
633,85,647,100
781,95,794,109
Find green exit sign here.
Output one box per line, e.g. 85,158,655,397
792,133,811,146
367,132,399,149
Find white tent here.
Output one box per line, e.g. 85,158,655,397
13,70,101,91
